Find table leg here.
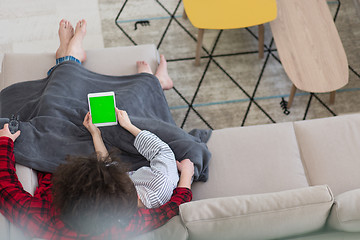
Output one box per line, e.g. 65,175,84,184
195,28,205,66
258,24,264,59
287,84,297,108
329,91,336,104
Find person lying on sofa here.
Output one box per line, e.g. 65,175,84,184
0,19,194,239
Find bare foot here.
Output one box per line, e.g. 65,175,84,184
137,61,153,74
155,55,173,90
65,19,87,63
56,19,74,59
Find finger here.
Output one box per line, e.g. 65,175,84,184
116,108,121,117
83,114,88,124
3,123,9,130
121,110,128,118
13,130,21,139
119,111,126,119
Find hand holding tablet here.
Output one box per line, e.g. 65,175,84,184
87,91,117,127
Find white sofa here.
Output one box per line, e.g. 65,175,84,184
1,45,360,240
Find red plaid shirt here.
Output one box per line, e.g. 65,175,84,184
0,137,192,240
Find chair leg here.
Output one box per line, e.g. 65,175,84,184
258,24,264,59
195,28,205,66
287,84,297,108
182,9,188,20
329,91,336,104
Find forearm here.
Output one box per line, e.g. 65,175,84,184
0,137,15,170
91,132,108,159
177,171,193,189
0,137,34,222
123,123,141,137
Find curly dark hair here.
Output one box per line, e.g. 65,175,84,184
52,152,138,235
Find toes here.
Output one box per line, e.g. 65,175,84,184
160,54,167,64
60,19,69,29
77,19,86,29
80,19,87,27
136,61,152,73
60,19,66,27
68,22,74,32
75,19,87,34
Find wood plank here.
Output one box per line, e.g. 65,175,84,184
270,0,348,93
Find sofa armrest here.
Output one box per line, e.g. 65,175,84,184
0,214,10,240
0,44,159,90
0,164,37,240
328,188,360,232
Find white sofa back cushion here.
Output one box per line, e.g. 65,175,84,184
328,188,360,232
192,122,309,201
294,114,360,195
180,185,334,240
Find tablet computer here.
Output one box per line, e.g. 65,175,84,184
87,91,117,127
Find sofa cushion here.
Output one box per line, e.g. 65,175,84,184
294,114,360,195
180,185,334,240
15,163,38,195
191,122,309,201
328,188,360,232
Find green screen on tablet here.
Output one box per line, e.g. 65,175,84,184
88,92,117,126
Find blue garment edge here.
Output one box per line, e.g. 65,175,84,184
47,56,81,76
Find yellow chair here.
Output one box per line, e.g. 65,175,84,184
183,0,277,66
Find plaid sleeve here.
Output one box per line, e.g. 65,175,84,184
34,171,53,202
0,137,58,239
0,136,27,221
120,187,192,238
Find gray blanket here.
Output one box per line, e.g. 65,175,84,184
0,62,211,181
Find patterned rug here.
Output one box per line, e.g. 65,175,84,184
99,0,360,131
